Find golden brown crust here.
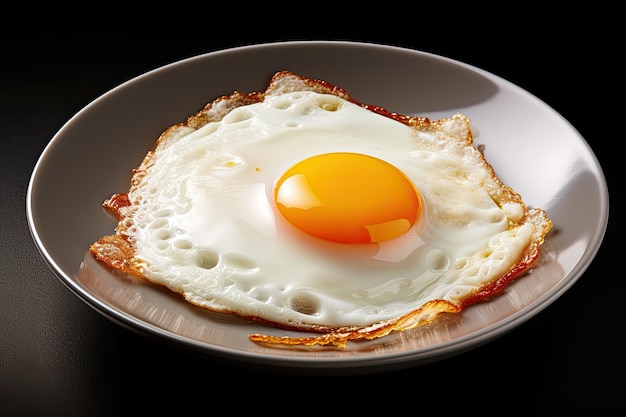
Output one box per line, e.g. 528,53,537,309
89,235,142,277
249,299,462,348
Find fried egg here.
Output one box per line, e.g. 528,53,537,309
90,71,552,348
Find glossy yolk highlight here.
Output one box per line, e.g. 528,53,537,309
274,152,422,244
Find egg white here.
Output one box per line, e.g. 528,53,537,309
124,90,533,329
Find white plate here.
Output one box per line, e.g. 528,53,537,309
26,41,608,374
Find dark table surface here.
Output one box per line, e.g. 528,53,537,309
1,23,619,415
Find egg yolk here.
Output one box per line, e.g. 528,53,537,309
274,152,422,244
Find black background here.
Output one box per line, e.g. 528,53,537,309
1,17,619,415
